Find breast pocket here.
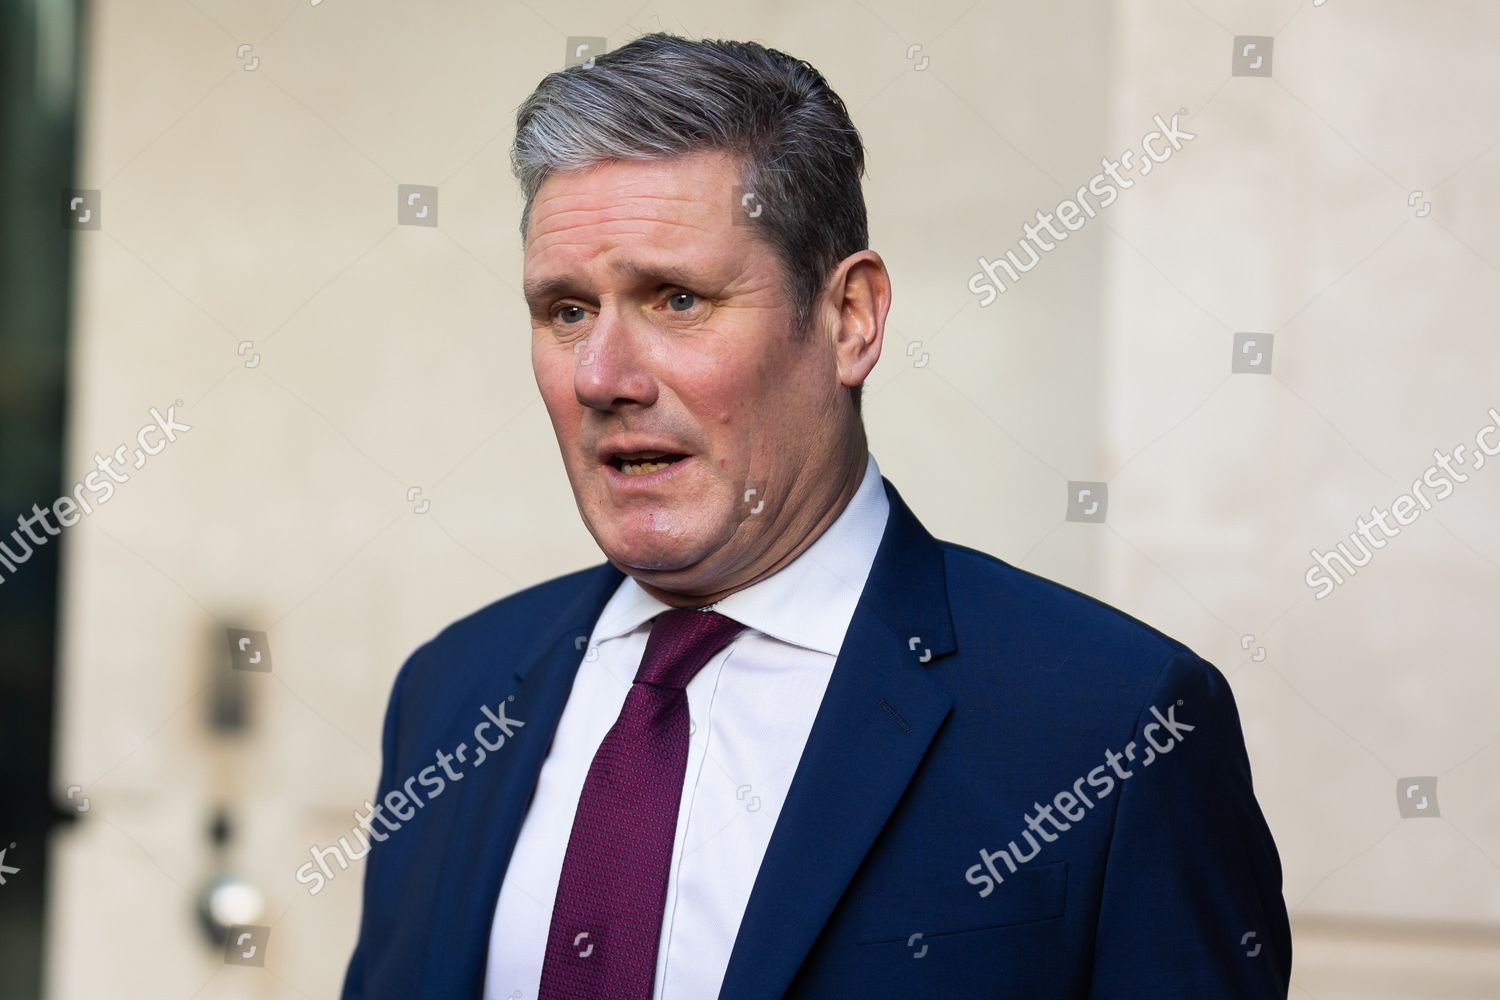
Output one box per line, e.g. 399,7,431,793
854,860,1068,945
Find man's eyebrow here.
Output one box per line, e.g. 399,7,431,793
523,261,714,308
611,260,709,289
523,274,576,307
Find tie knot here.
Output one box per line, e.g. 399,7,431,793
635,608,747,690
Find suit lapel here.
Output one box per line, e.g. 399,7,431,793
717,478,957,1000
418,562,624,997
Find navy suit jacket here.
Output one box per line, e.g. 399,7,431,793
342,477,1292,998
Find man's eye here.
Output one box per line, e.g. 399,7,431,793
667,291,699,312
556,305,587,324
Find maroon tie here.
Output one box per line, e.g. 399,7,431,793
538,608,747,1000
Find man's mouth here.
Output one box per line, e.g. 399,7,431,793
609,450,689,477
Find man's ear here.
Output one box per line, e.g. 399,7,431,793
825,250,890,394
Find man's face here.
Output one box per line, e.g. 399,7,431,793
525,151,853,595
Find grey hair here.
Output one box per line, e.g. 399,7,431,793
510,32,870,410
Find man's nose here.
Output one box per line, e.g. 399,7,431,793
573,308,658,412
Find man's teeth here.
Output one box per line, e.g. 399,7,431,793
620,459,671,476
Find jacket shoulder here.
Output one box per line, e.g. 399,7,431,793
939,540,1202,690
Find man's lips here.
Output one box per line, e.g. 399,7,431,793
596,440,693,477
601,453,694,489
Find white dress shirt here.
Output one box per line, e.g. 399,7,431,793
483,452,890,1000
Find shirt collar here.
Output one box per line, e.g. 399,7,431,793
588,452,891,656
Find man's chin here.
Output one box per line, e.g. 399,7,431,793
594,526,732,581
604,542,704,575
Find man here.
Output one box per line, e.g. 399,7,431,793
342,32,1291,999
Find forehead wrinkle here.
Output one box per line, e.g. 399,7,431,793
532,201,720,246
528,149,744,242
527,194,723,258
535,171,725,222
525,216,737,304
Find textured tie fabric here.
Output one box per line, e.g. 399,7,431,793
538,608,747,1000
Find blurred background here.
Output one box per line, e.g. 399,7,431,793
2,0,1498,997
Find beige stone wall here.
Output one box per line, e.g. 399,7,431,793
48,0,1500,996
